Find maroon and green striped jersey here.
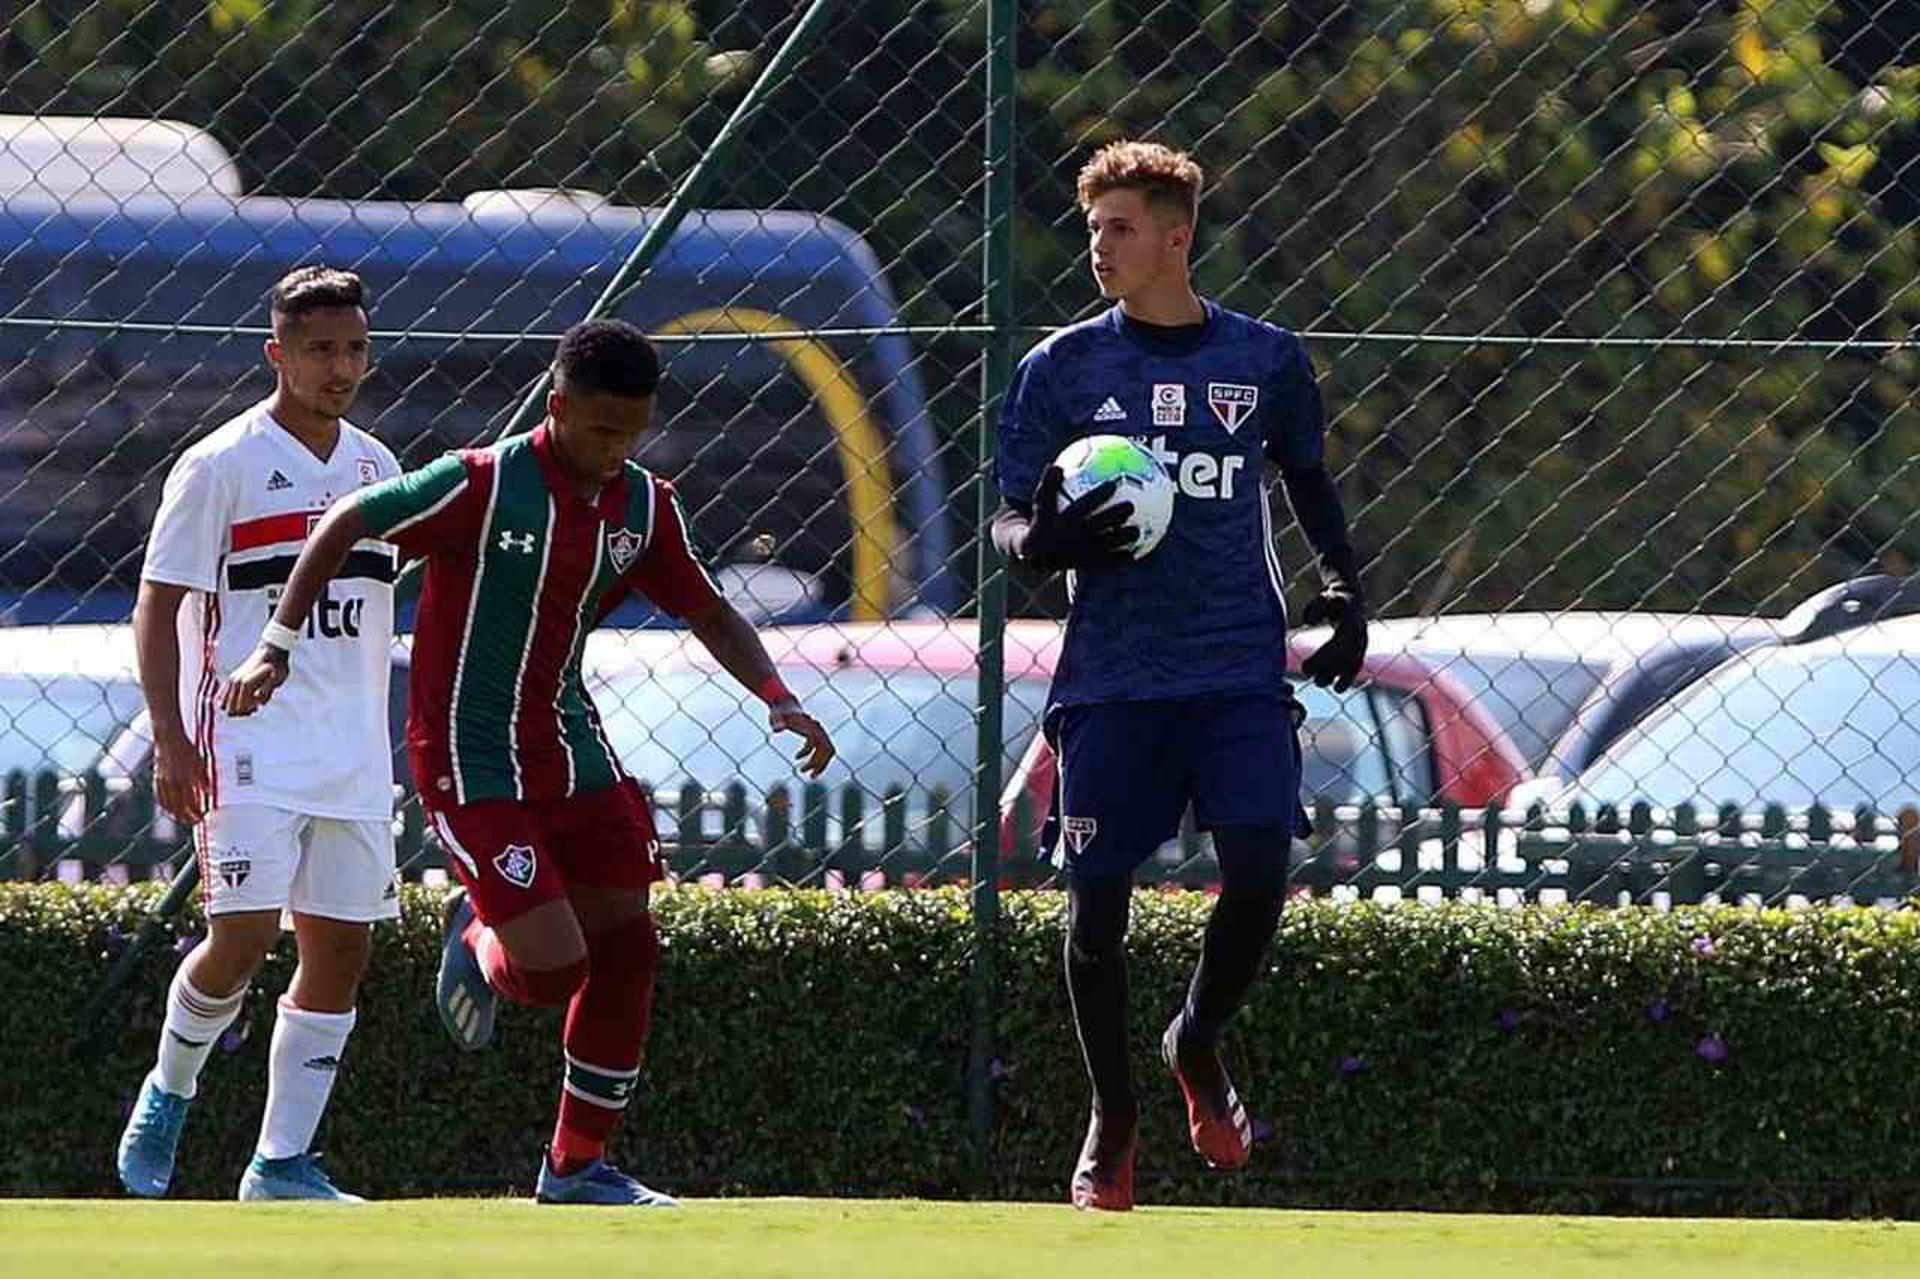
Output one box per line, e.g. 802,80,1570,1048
357,424,722,806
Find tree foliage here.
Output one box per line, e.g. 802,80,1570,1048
5,0,1918,612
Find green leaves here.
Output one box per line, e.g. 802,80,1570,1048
10,883,1920,1210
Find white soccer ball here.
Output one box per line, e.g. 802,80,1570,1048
1052,433,1176,560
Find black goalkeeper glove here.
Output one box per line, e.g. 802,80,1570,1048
1300,588,1368,692
1017,465,1137,573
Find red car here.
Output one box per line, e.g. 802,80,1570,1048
589,621,1525,856
1000,629,1524,849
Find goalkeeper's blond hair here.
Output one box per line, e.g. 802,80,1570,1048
1075,141,1202,226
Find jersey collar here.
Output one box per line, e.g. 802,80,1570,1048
1108,298,1218,354
259,402,346,469
531,422,631,523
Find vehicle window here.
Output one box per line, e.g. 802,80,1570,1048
0,675,144,777
1414,652,1606,766
370,340,858,607
592,668,1050,804
1371,687,1436,807
1576,653,1920,811
1295,683,1392,804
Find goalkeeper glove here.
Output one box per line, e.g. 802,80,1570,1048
1017,465,1137,573
1300,588,1368,692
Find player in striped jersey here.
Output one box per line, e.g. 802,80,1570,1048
225,318,836,1205
118,267,399,1202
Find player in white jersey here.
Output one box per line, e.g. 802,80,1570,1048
116,267,400,1202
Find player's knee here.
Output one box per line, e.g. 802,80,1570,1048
585,913,660,1007
300,922,373,973
187,950,262,999
1214,826,1290,906
1067,931,1124,967
588,911,658,967
196,915,280,990
518,954,591,1007
1066,876,1131,961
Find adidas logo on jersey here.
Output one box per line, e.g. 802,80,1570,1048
1092,397,1127,423
266,470,293,491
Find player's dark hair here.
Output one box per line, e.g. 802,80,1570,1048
552,318,662,399
1076,140,1203,226
267,266,365,325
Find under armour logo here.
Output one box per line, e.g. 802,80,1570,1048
497,530,536,554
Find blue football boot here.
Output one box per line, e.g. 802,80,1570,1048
535,1155,678,1207
117,1070,192,1197
237,1151,365,1202
436,888,497,1051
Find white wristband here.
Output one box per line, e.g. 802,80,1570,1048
260,621,301,653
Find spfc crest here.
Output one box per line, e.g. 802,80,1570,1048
607,526,643,573
493,843,537,889
357,457,379,486
1061,816,1098,857
1207,383,1259,434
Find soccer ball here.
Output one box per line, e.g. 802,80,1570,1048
1052,434,1176,560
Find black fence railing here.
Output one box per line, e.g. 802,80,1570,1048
8,767,1919,908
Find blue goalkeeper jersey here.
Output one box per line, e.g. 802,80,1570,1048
995,301,1326,707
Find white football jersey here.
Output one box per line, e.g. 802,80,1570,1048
142,402,402,820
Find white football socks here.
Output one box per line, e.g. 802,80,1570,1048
255,998,357,1159
154,966,247,1100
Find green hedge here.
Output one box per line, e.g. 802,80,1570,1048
5,883,1920,1214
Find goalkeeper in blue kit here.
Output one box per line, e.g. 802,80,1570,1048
990,141,1369,1210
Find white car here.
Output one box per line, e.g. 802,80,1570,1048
1552,616,1920,817
1317,611,1778,771
0,624,410,878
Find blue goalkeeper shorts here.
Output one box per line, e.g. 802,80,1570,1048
1040,688,1311,880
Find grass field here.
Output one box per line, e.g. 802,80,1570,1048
4,1199,1918,1277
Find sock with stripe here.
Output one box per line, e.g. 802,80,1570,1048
550,913,660,1175
256,999,357,1159
155,963,247,1100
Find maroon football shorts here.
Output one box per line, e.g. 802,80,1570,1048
426,778,663,925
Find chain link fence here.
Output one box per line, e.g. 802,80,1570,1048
2,0,1919,909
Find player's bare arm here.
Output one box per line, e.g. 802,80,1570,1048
221,495,369,717
682,597,835,777
134,579,208,824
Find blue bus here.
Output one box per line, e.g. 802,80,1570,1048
0,191,957,624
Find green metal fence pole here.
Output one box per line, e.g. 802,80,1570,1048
74,848,196,1045
78,2,848,1039
493,0,849,448
968,0,1018,1185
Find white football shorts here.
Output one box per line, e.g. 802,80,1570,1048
195,803,399,922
